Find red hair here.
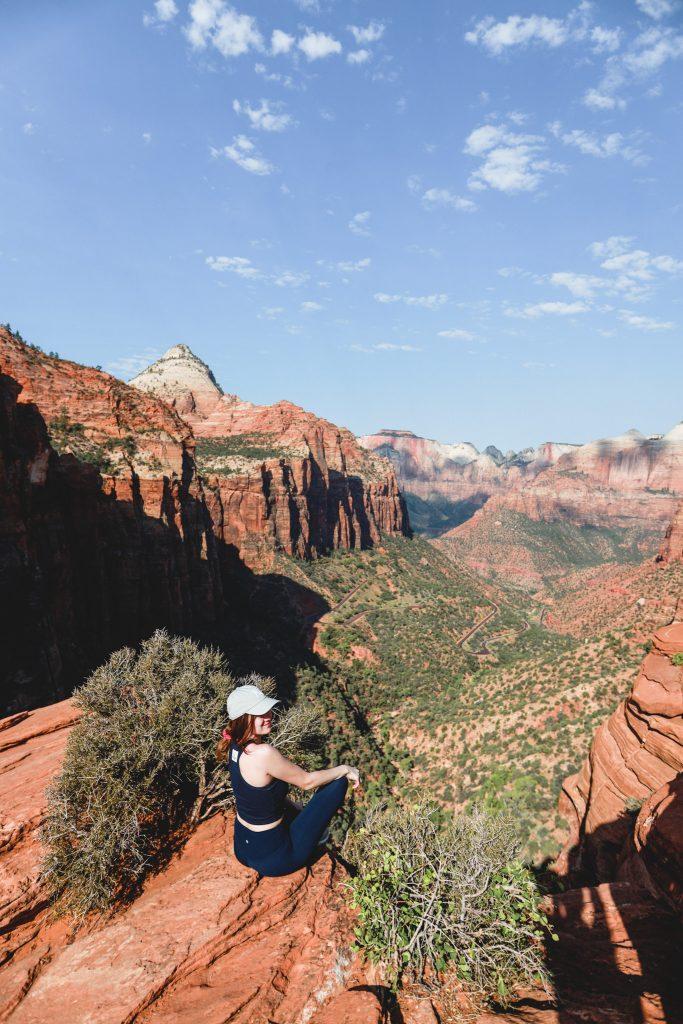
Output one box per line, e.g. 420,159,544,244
215,713,260,763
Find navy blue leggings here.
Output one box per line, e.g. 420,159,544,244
233,776,348,877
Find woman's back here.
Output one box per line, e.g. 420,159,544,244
228,741,289,826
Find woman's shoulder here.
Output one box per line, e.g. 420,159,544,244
243,740,272,757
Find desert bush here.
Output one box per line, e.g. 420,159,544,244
41,631,323,917
343,800,552,1005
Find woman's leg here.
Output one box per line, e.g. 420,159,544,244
287,776,348,864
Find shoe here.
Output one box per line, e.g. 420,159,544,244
316,826,331,846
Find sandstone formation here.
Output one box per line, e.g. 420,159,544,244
556,612,682,883
131,345,408,567
361,425,683,536
0,331,224,715
2,697,681,1024
0,699,393,1024
657,499,683,565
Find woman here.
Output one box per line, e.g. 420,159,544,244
217,682,360,878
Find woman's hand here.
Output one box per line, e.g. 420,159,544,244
342,765,361,790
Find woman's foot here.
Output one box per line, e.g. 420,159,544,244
316,826,331,846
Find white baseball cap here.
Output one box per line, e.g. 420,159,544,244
226,684,279,720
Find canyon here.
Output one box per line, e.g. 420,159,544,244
0,330,407,714
0,567,680,1023
360,427,683,563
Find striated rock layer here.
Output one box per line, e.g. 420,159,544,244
361,426,683,535
556,612,683,884
131,345,409,568
0,330,224,714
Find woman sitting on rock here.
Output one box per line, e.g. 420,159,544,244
217,683,360,877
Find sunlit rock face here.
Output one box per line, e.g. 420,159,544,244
131,346,409,568
360,424,683,533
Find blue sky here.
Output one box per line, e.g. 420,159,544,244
2,0,682,450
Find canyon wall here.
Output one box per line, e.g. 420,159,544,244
131,345,409,568
0,331,225,714
361,426,683,535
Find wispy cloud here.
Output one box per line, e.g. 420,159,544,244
635,0,675,20
464,122,565,194
352,341,421,354
143,0,178,27
233,99,294,132
619,310,675,330
348,210,371,236
270,28,294,55
505,300,589,318
205,255,263,277
548,121,648,165
301,300,324,312
375,292,448,310
212,135,275,175
348,21,385,45
107,348,164,378
438,328,477,340
465,5,619,57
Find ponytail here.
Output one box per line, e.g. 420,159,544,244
215,714,259,763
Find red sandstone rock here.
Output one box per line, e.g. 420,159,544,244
657,500,683,564
361,425,683,539
0,701,376,1024
556,618,683,883
131,345,409,568
0,337,224,714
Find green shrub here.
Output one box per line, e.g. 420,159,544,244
41,631,323,917
672,652,683,667
343,801,552,1005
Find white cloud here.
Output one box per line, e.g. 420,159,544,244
348,21,385,45
619,310,674,329
143,0,178,26
465,13,570,54
438,328,477,340
550,271,607,298
22,122,35,135
205,255,262,277
107,348,164,377
301,300,323,312
349,211,371,236
583,24,683,109
464,122,565,194
142,132,152,143
352,341,421,354
635,0,675,19
421,188,477,212
374,292,448,310
214,134,275,175
274,270,309,287
270,28,294,55
298,31,342,60
185,1,263,57
347,49,372,64
548,122,648,164
259,306,284,319
506,300,589,318
335,258,371,273
465,4,620,57
232,99,293,132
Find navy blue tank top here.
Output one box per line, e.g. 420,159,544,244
228,741,289,825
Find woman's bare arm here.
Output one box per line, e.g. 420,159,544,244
260,745,358,790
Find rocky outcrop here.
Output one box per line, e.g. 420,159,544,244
0,699,396,1024
657,499,683,565
131,345,409,568
556,616,682,883
0,330,224,714
361,425,683,537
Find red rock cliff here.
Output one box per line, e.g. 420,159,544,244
556,608,683,884
131,345,409,569
0,330,224,714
